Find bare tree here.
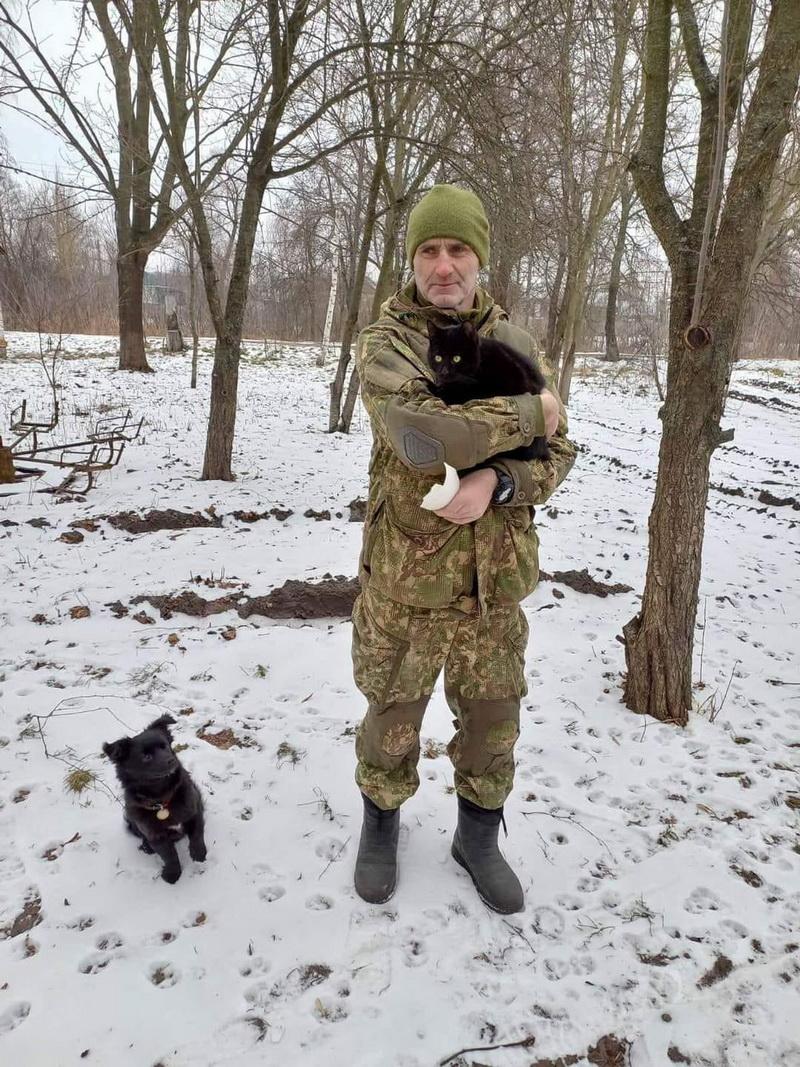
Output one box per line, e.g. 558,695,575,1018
0,0,260,371
624,0,800,724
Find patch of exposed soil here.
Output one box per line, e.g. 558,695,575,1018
697,954,733,989
1,893,42,939
105,508,223,534
731,864,763,887
530,1034,630,1067
668,1047,691,1064
240,576,359,620
298,963,332,990
728,388,799,413
130,575,360,621
758,489,799,509
197,727,255,749
539,568,634,597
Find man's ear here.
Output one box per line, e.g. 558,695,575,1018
102,737,131,763
148,714,176,739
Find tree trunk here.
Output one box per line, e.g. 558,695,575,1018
556,255,589,402
605,181,632,361
370,199,402,321
117,249,152,372
201,338,239,480
624,0,800,725
340,364,361,433
329,159,382,434
201,174,268,480
188,240,199,390
545,241,567,370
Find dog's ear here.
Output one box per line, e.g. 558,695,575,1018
148,714,176,738
102,737,131,763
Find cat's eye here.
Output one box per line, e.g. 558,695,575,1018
452,355,462,363
434,355,443,362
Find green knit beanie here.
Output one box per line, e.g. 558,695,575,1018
405,184,490,267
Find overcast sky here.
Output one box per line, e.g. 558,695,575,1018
2,0,106,181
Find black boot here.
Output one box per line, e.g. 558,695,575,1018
354,793,400,904
451,794,524,914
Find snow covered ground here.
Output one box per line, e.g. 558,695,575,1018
0,333,798,1067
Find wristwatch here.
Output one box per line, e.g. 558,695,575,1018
489,466,515,505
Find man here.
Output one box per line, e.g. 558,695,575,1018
352,184,576,914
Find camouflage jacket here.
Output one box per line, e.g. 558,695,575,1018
355,280,576,613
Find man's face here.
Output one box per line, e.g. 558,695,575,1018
413,238,480,312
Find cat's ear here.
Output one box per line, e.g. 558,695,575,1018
461,321,478,341
426,321,439,339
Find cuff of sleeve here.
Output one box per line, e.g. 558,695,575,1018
514,393,546,440
489,456,537,506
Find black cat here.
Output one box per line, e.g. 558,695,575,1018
426,320,550,461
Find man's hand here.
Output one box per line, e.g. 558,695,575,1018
434,468,497,524
541,389,560,438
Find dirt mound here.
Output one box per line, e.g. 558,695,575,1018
540,568,633,597
130,575,360,621
758,489,799,509
105,509,223,534
241,576,359,619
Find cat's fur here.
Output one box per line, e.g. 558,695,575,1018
426,320,550,461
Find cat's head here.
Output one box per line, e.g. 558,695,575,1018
426,321,480,384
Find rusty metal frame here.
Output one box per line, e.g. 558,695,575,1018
5,397,142,495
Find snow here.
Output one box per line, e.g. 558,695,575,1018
1,334,799,1067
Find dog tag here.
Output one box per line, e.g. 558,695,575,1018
156,807,170,820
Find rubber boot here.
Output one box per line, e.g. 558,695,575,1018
354,793,399,904
451,794,524,914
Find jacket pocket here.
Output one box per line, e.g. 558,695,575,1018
490,513,540,606
351,594,409,708
368,498,474,608
360,499,385,578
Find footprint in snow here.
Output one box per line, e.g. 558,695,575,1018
0,851,25,880
79,951,112,975
305,894,334,911
684,887,723,914
240,954,272,978
314,836,347,861
149,962,180,987
543,957,569,981
259,884,286,903
0,1001,31,1035
402,937,428,967
95,932,124,951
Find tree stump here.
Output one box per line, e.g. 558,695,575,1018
0,443,16,483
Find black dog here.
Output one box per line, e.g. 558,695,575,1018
103,714,206,884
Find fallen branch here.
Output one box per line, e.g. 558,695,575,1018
439,1034,536,1065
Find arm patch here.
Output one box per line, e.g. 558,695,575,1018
400,427,445,468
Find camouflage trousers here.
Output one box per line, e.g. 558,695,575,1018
352,583,529,811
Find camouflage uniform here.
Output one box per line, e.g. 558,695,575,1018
353,280,576,810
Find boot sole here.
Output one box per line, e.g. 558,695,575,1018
451,842,522,915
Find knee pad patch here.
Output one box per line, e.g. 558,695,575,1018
381,722,418,757
485,719,519,755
